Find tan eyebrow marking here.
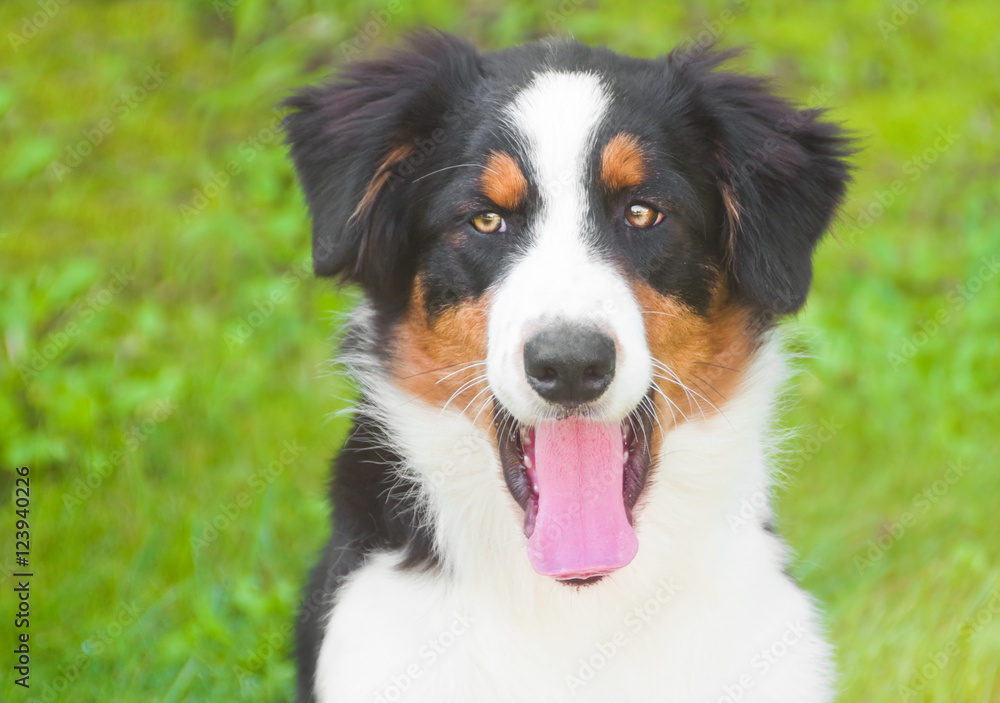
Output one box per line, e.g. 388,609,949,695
600,132,647,191
480,150,528,211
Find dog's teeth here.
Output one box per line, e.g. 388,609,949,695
524,454,533,469
521,430,532,446
623,449,629,463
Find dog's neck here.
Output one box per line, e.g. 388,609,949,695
352,329,789,613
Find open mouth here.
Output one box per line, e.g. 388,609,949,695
496,397,655,584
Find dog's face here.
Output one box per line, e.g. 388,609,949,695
285,33,850,582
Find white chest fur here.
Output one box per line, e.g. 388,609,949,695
315,339,835,702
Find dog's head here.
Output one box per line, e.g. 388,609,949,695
285,32,851,582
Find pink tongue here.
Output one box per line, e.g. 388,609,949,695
527,418,638,580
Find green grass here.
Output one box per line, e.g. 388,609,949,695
1,1,998,700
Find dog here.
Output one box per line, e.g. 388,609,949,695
283,31,851,703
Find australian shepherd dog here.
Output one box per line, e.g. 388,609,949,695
283,31,851,703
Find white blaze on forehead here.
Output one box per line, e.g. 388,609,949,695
501,69,610,303
507,70,608,253
488,71,652,423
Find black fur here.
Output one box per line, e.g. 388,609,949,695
294,408,437,702
283,31,483,309
672,49,854,313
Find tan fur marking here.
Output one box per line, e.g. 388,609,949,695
721,183,742,232
392,278,492,427
716,152,743,269
631,279,755,428
600,133,647,191
480,151,528,211
352,144,414,221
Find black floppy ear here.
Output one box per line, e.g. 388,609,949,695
283,31,481,301
676,50,853,314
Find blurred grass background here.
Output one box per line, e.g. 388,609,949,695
1,0,998,700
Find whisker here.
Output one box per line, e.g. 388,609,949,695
435,360,488,385
471,393,497,427
496,409,517,442
460,381,494,417
654,373,707,421
413,163,495,182
400,361,482,380
651,362,735,430
640,394,664,436
651,361,707,421
693,360,738,372
441,373,489,413
631,398,648,447
688,373,726,402
625,410,640,443
648,380,684,425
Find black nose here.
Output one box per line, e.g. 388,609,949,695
523,325,616,407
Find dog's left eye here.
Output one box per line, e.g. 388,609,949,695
624,202,664,229
471,212,507,234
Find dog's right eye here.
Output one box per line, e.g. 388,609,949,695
471,212,507,234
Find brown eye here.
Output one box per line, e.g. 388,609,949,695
471,212,506,234
624,202,663,228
